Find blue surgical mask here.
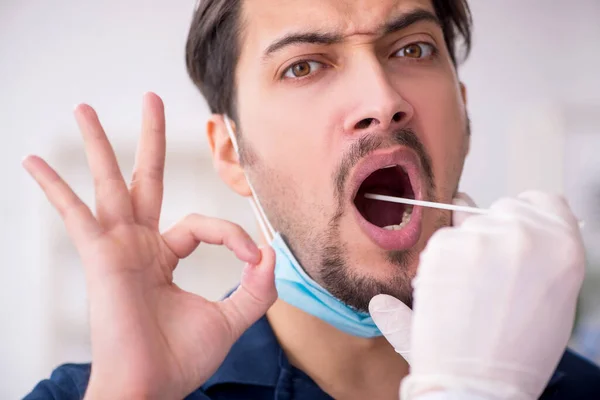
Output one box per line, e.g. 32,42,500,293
224,116,382,338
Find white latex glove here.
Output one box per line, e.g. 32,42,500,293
370,191,585,400
368,193,479,366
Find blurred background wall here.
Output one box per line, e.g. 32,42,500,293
1,0,599,398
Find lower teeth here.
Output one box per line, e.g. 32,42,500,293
383,206,413,230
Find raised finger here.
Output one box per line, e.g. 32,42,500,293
22,155,103,248
74,104,134,227
130,92,166,229
161,214,261,266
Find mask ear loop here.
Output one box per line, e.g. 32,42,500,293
223,116,275,243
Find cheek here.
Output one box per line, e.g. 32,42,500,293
406,77,467,194
237,80,341,207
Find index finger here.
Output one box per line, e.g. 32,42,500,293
161,214,261,266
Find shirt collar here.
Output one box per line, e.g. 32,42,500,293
201,309,568,392
547,369,566,388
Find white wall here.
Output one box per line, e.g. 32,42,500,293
1,1,599,398
459,0,600,203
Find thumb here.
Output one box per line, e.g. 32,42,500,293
452,191,478,227
219,246,278,340
369,294,412,363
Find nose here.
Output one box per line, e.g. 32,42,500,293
343,65,414,135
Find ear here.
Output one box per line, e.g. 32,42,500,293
459,81,468,107
459,82,471,157
206,114,252,197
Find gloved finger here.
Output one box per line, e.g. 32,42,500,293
369,294,412,363
490,192,579,232
517,190,579,228
452,192,478,227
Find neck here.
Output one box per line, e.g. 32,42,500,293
266,299,408,400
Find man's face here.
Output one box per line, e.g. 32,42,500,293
227,0,469,310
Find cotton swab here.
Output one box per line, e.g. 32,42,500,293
364,193,586,229
364,193,489,215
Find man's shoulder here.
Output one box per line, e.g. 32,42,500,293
542,348,600,399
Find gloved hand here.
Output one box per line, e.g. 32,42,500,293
369,191,585,400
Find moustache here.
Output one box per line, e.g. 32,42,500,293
333,128,435,204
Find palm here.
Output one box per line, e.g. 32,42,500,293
23,93,277,399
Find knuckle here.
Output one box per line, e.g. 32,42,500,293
61,201,85,220
143,215,160,227
504,218,534,257
185,212,205,223
561,235,585,272
549,193,568,205
185,214,247,238
131,167,164,183
220,301,245,342
176,213,206,231
224,221,247,238
491,197,523,215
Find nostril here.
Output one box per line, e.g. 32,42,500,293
355,118,375,130
392,112,404,123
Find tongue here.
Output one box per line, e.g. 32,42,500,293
359,187,406,227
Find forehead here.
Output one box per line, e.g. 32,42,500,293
240,0,435,46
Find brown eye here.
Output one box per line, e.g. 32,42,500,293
283,60,323,79
404,44,423,58
292,62,311,77
394,42,435,59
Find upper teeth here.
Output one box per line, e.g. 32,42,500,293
382,164,397,169
383,206,413,230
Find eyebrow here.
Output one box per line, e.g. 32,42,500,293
383,9,441,35
262,9,441,59
264,32,343,59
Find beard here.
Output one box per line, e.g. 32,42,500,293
241,124,467,312
315,128,444,311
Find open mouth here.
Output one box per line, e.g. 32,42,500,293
353,165,415,230
350,148,424,251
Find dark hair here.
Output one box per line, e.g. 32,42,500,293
185,0,472,119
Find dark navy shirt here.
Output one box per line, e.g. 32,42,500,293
24,314,600,399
